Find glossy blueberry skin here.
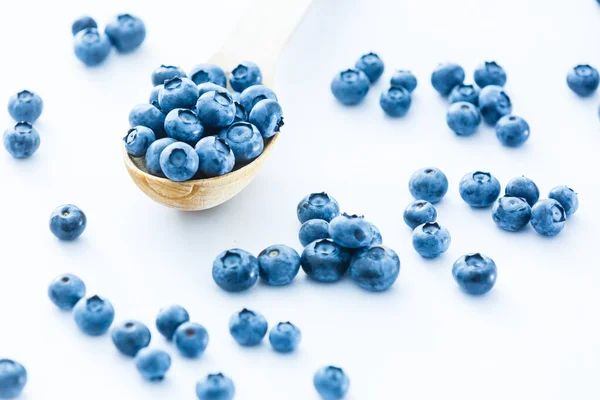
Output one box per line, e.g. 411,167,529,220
195,136,235,177
390,70,417,92
233,102,247,123
369,223,383,245
446,102,481,136
218,122,264,164
459,171,501,208
156,305,190,341
549,186,579,216
329,214,374,249
403,200,437,229
408,167,449,204
135,349,171,381
49,204,87,241
452,253,497,295
73,295,115,336
212,249,259,292
8,90,43,123
530,199,567,236
129,102,166,138
74,28,111,67
111,320,151,357
239,85,277,114
159,142,199,181
197,82,228,97
174,322,209,358
331,69,370,105
196,91,236,128
313,366,349,400
248,99,283,138
299,219,330,247
301,239,351,282
189,63,226,87
448,84,479,105
350,245,400,291
355,52,384,83
159,77,200,113
3,122,40,159
505,176,539,207
145,138,176,177
229,61,262,92
495,115,530,147
566,65,599,97
297,192,340,223
492,196,532,232
380,86,411,117
229,309,268,346
105,14,146,53
269,322,301,353
0,359,27,399
164,109,204,145
257,244,301,286
48,273,86,311
123,126,156,157
431,63,465,96
412,222,451,259
72,16,97,36
196,373,235,400
474,61,507,88
151,65,187,86
478,85,512,125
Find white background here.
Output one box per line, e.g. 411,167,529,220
1,0,599,399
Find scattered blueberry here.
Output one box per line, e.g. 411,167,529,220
355,52,384,83
452,253,497,295
390,70,417,92
448,84,479,105
300,239,351,282
8,90,43,123
313,366,349,400
239,85,277,114
492,196,532,232
218,122,264,164
149,85,162,104
229,309,268,346
111,320,151,357
196,91,236,129
73,295,115,336
474,61,507,88
229,61,262,92
195,136,235,177
478,85,512,125
105,14,146,53
249,99,284,138
530,199,567,236
145,137,176,177
297,192,340,223
331,69,370,105
156,305,190,341
0,359,27,399
269,322,302,353
408,167,449,204
159,142,199,181
164,108,204,145
190,63,227,87
505,176,539,207
350,245,400,291
135,349,171,381
173,322,209,358
129,103,166,138
197,82,228,97
459,171,501,208
159,77,200,113
3,122,40,159
74,28,111,67
299,219,331,247
403,200,437,229
212,249,259,292
123,126,156,157
151,65,187,87
495,115,530,147
72,16,97,36
48,273,86,311
566,64,599,97
380,86,411,117
412,222,451,258
329,213,373,249
549,186,579,216
196,373,235,400
258,244,301,286
49,204,87,241
233,102,247,123
446,102,481,136
431,63,465,96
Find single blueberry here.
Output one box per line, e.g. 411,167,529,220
448,84,479,105
197,82,229,97
159,142,199,181
196,373,235,400
164,108,204,145
48,273,86,311
478,85,512,125
233,102,247,123
495,115,530,147
474,61,507,88
0,359,27,399
412,222,451,259
380,86,411,117
297,192,340,223
549,186,579,216
159,77,200,113
74,28,111,67
156,305,190,341
369,223,383,246
331,69,370,105
446,102,481,136
49,204,87,241
123,126,156,157
72,16,97,36
355,52,385,83
329,213,374,249
300,239,351,282
8,90,43,123
129,102,166,138
269,322,301,353
459,171,501,208
431,63,465,96
149,85,162,104
248,99,284,138
408,167,449,204
239,85,278,114
492,196,532,232
135,349,171,381
151,65,187,87
196,91,236,129
105,14,146,53
566,64,599,97
3,122,40,159
229,61,262,92
299,219,331,247
350,245,400,291
73,295,115,336
190,63,227,87
403,200,437,229
145,137,177,177
530,199,567,236
390,70,417,92
218,122,264,164
173,322,209,358
505,176,539,207
212,249,259,292
313,366,349,400
452,253,497,295
195,136,235,178
229,309,268,346
111,320,151,357
258,244,301,286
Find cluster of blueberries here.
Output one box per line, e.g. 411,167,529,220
3,90,43,159
124,62,283,182
72,14,146,67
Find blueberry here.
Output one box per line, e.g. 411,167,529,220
492,196,532,232
258,244,301,286
505,176,539,207
196,373,235,400
495,115,530,147
48,273,86,311
72,16,97,36
105,14,146,53
269,322,301,353
3,122,40,159
390,70,417,92
239,85,277,114
300,239,351,282
369,223,383,245
229,61,262,92
446,102,481,136
145,137,177,177
313,366,349,400
8,90,43,123
412,222,451,259
459,171,501,208
299,219,330,247
123,126,156,157
566,64,599,97
190,63,227,87
448,84,479,105
111,320,151,357
331,69,370,105
73,295,115,336
355,52,384,83
49,204,87,241
196,91,236,129
164,109,204,145
156,305,190,341
403,200,437,229
159,77,200,113
173,322,209,358
0,359,27,399
195,136,235,177
379,86,411,117
151,65,187,86
549,186,579,216
474,61,507,88
452,253,497,295
408,167,449,204
149,85,162,104
228,308,267,346
212,249,259,292
159,142,199,181
233,102,247,123
329,213,373,249
530,199,567,236
197,82,228,97
129,102,166,138
478,85,512,125
431,63,465,96
74,28,111,67
217,122,264,164
135,349,171,381
248,99,284,138
350,245,400,291
296,192,340,223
